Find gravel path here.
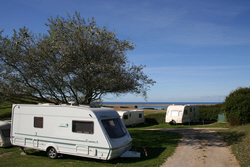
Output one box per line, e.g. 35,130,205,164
160,128,240,167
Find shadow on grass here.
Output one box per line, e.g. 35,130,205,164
25,130,181,165
218,131,246,146
144,118,159,125
190,120,217,125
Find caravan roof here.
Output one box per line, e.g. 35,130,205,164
13,104,119,119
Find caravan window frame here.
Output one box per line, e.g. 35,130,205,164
34,117,43,128
72,121,94,134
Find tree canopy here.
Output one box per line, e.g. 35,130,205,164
0,12,156,104
224,87,250,125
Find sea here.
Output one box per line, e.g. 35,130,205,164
103,102,221,110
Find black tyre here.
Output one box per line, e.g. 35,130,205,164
47,147,58,159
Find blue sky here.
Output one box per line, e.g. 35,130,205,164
1,0,250,102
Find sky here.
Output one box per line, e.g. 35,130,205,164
1,0,250,103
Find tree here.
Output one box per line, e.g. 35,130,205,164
0,12,156,104
224,87,250,125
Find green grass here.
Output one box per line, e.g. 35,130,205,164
0,146,19,155
217,124,250,167
0,130,181,167
127,121,229,130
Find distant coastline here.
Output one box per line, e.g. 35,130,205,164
103,102,221,105
103,102,221,110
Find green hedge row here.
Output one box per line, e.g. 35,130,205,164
145,112,166,125
224,87,250,125
199,104,224,121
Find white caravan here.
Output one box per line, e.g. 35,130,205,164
117,110,144,126
0,120,12,147
165,105,199,124
11,103,140,160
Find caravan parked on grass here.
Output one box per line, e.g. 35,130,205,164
165,105,199,124
11,103,140,160
0,120,12,147
117,110,144,126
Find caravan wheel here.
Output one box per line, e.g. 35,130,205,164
47,147,58,159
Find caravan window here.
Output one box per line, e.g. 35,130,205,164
139,113,142,118
170,110,182,116
171,110,179,116
184,110,188,115
102,118,126,139
72,121,94,134
124,115,128,120
34,117,43,128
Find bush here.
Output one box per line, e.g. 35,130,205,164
199,104,224,121
224,87,250,125
145,112,166,125
0,112,11,120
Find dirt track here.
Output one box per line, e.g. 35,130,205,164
160,128,240,167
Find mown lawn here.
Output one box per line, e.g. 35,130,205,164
0,130,181,167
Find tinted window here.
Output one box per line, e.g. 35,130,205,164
34,117,43,128
102,118,126,139
184,110,188,115
124,115,128,119
72,121,94,134
139,113,142,118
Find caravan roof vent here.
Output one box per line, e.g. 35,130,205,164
90,102,101,108
68,101,75,106
59,104,70,106
38,103,55,105
79,105,90,108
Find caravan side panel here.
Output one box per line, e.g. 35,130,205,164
182,106,199,123
118,110,144,126
11,105,110,160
